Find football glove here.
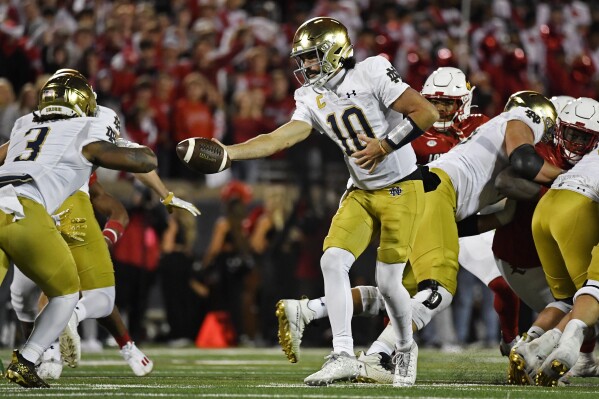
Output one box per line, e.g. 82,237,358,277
52,208,87,242
161,192,201,216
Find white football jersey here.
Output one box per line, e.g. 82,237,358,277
291,56,417,190
0,110,118,213
551,148,599,202
429,107,547,221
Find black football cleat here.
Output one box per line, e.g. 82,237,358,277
5,350,50,388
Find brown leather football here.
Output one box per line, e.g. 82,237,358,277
176,138,231,174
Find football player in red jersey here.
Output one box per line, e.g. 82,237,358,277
414,67,489,164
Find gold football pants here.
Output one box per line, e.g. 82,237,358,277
409,168,460,295
58,191,116,290
324,179,424,265
532,189,599,299
0,197,79,297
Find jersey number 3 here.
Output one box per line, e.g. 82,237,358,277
326,106,375,156
14,127,50,162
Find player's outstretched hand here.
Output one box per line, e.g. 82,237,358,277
352,134,387,174
161,192,201,216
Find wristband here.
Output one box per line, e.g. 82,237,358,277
384,116,424,150
161,192,174,205
103,220,125,245
378,140,390,155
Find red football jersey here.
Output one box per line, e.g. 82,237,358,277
411,114,489,165
492,142,570,269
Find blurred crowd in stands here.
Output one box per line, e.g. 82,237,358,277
1,0,599,349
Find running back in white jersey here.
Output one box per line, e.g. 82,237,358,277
552,148,599,202
0,112,118,213
291,55,417,190
429,107,546,221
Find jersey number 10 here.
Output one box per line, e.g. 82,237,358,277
326,106,375,156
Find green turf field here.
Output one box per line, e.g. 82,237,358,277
0,346,598,398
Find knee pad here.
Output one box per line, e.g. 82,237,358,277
356,286,385,317
10,271,42,323
575,280,599,304
79,286,116,319
320,248,354,276
411,284,453,330
546,298,573,314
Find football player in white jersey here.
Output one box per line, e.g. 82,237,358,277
505,98,599,386
0,71,157,388
7,70,199,379
211,17,438,387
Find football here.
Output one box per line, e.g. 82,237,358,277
176,137,231,174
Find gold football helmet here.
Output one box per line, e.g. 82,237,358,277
291,17,353,88
38,69,97,118
504,91,558,142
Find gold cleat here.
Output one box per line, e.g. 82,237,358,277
275,300,298,363
535,359,569,387
275,298,314,363
5,350,50,388
507,351,533,385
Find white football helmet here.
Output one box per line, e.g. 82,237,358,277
421,67,474,131
556,97,599,164
550,95,575,114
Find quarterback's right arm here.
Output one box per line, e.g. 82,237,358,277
82,141,157,173
218,120,312,161
505,121,563,184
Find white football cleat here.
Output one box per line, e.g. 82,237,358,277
59,312,81,368
304,352,361,386
508,331,559,385
356,351,394,384
392,341,418,387
275,298,315,363
567,352,599,377
37,342,63,380
120,342,153,376
536,340,581,386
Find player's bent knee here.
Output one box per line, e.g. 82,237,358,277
546,299,573,314
574,280,599,304
81,286,116,318
320,248,354,275
356,286,385,317
411,285,453,330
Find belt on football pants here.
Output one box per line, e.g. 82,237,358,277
392,165,440,193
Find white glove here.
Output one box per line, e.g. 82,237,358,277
115,138,144,148
161,192,201,216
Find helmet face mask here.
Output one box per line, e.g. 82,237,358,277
421,67,473,132
291,17,353,88
504,91,558,143
38,70,98,119
555,97,599,164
